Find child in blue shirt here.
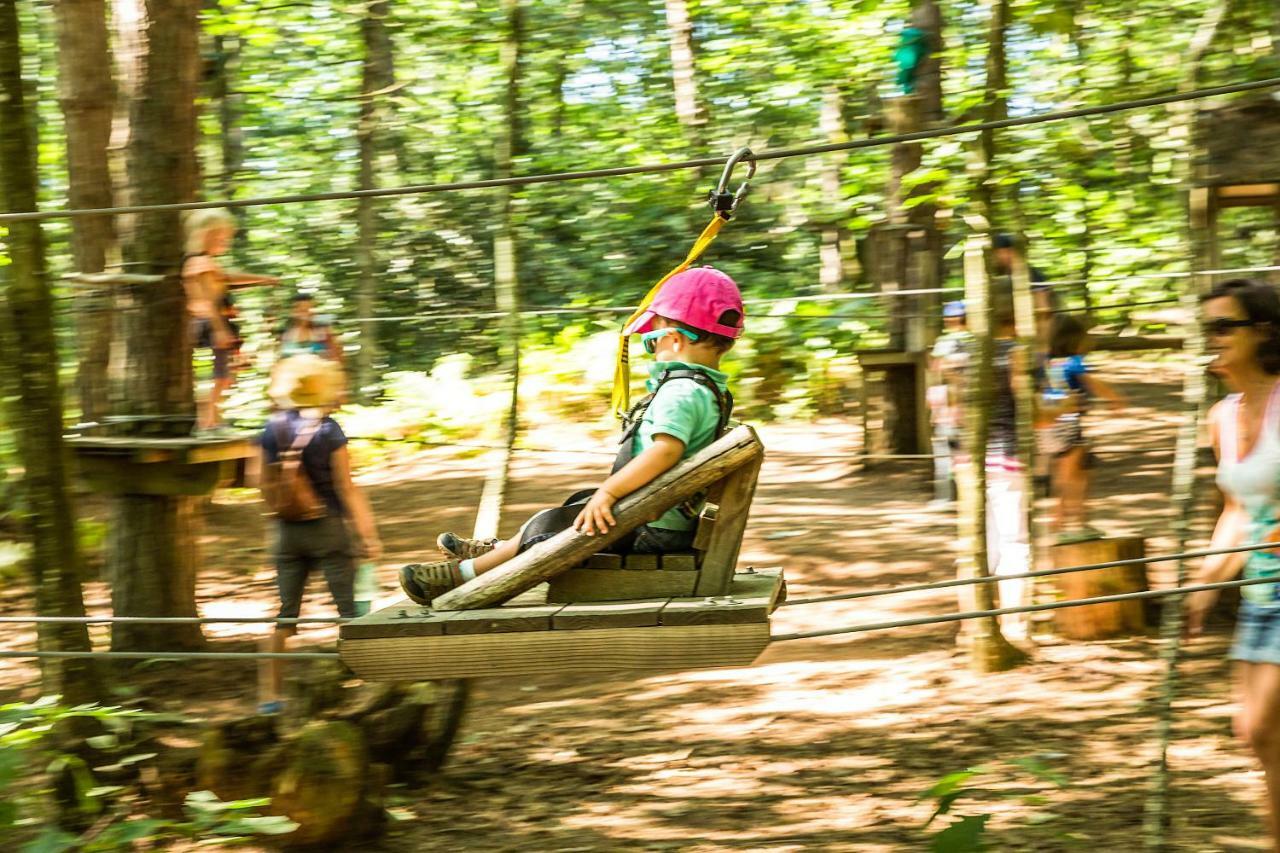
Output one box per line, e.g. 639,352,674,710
399,266,744,604
1042,313,1125,542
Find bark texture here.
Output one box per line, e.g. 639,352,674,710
112,0,204,651
54,0,117,423
0,0,101,700
355,0,396,400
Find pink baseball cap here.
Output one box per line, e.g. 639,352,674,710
624,266,745,339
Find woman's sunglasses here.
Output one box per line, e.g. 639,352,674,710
640,327,701,354
1201,318,1256,337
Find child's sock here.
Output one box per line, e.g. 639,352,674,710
458,559,477,581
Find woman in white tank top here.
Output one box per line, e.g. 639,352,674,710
1187,278,1280,845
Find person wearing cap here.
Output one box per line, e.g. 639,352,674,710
400,266,744,603
927,301,970,506
258,354,381,712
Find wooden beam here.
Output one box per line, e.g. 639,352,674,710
340,604,459,639
552,599,668,630
431,424,764,611
339,621,771,681
546,569,698,603
694,453,762,596
443,604,563,635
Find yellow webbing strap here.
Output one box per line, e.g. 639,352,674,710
611,214,727,418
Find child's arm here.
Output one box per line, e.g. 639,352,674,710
574,434,685,536
1080,373,1126,408
332,446,382,560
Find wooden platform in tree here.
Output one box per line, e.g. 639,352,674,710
65,433,258,495
338,568,783,681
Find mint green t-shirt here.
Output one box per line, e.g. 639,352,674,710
633,361,731,531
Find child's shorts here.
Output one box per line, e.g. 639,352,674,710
517,489,696,555
1038,415,1084,458
1230,600,1280,665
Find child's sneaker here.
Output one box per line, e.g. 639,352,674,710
436,532,498,560
399,560,464,605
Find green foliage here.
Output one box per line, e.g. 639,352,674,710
920,754,1071,852
0,698,296,851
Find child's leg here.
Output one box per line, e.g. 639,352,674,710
1056,447,1088,530
469,536,521,574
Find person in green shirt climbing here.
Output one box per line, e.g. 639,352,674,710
399,266,744,604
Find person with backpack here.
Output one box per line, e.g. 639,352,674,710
257,354,380,712
399,265,744,604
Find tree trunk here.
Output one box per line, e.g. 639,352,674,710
54,0,117,424
956,239,1024,674
113,0,204,651
0,0,102,701
976,0,1008,231
209,18,243,228
818,87,846,293
880,0,944,453
355,0,395,401
474,0,525,539
664,0,705,140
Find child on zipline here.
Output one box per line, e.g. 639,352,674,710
1040,313,1125,543
399,266,744,604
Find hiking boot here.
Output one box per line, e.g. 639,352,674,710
399,560,464,605
436,532,498,560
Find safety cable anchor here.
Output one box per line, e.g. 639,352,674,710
708,147,756,220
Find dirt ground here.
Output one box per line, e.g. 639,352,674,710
0,356,1270,851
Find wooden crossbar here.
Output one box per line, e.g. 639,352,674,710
430,424,764,611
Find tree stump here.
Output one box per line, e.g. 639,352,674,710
1051,536,1149,640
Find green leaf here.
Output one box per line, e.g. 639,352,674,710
19,827,78,853
930,814,990,853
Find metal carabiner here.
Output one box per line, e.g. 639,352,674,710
708,146,756,219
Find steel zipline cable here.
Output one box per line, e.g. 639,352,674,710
4,76,1279,224
770,574,1277,643
779,540,1280,607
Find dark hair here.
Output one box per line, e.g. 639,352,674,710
1049,313,1089,358
993,233,1017,250
290,292,314,304
1202,278,1280,374
666,310,740,353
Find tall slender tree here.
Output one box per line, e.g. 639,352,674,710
0,0,101,701
110,0,204,652
355,0,397,399
55,0,117,423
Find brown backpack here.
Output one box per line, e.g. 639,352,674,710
261,416,327,522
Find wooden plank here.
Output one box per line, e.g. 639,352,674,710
432,425,764,611
546,569,698,603
661,553,699,571
661,596,770,626
339,603,459,640
625,553,659,571
553,599,669,630
729,567,786,612
443,604,563,635
691,505,718,551
340,622,771,681
581,553,624,570
661,570,782,626
694,453,763,596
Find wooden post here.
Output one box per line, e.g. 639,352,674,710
432,426,763,611
694,453,762,596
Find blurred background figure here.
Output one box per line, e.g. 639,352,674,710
279,291,343,363
182,208,279,432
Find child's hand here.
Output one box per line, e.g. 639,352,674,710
574,489,618,536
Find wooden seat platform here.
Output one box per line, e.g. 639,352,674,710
338,568,783,681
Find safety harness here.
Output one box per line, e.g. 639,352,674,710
613,367,734,520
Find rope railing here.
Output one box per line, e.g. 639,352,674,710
780,540,1278,607
0,615,349,625
1,568,1271,658
770,573,1276,643
4,76,1278,223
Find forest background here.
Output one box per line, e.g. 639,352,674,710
6,0,1278,462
